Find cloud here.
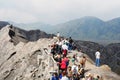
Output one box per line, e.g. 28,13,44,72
0,0,120,24
0,8,38,23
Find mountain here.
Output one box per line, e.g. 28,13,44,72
100,17,120,40
74,40,120,75
3,25,54,45
104,43,120,74
0,21,10,29
9,21,53,33
52,16,120,44
1,25,120,75
0,25,120,80
57,16,104,38
8,16,120,44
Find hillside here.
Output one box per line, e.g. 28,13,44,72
52,16,120,43
2,24,120,75
74,40,120,75
0,26,56,80
0,21,10,29
0,25,120,80
9,21,53,33
0,26,120,80
2,25,54,45
1,23,119,75
104,43,120,74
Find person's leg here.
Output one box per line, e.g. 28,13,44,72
97,59,100,67
95,59,98,66
96,59,100,67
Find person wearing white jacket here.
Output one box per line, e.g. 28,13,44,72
95,50,101,67
61,71,69,80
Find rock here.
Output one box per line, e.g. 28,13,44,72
4,25,54,45
0,25,58,80
104,43,120,74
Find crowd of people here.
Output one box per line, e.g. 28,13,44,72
49,33,102,80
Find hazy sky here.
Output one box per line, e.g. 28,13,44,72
0,0,120,24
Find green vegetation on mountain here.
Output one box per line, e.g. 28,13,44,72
2,16,120,44
52,16,120,43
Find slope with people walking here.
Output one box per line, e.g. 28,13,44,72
61,50,120,80
0,25,120,80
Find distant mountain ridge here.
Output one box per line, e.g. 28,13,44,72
15,27,54,41
0,25,54,45
52,16,120,43
9,21,53,33
0,21,10,29
1,16,120,44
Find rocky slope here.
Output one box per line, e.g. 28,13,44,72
4,25,54,45
84,60,120,80
0,25,57,80
74,40,120,75
0,25,120,80
104,43,120,74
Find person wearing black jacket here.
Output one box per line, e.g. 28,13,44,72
8,25,15,42
68,37,73,50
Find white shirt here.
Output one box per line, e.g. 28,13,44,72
72,65,78,74
61,76,69,80
95,51,100,59
62,44,68,50
64,39,69,44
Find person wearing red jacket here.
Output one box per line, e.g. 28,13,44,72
59,59,67,72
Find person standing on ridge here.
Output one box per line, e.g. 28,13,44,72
95,50,101,67
8,25,15,42
57,32,60,41
68,37,73,50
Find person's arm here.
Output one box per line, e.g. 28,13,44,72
95,52,97,56
76,66,78,72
